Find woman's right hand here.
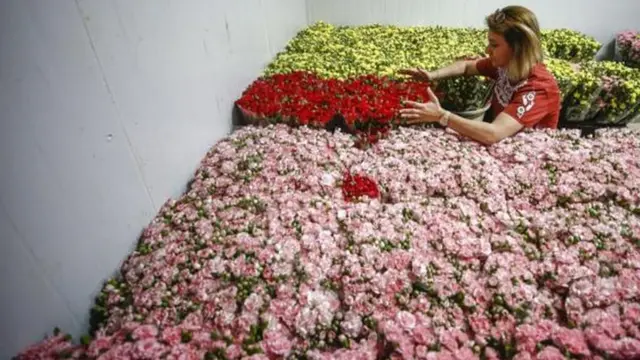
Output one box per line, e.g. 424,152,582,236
398,67,432,82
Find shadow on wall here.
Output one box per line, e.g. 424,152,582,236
595,37,616,61
232,103,246,132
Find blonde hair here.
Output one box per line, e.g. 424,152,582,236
486,6,544,82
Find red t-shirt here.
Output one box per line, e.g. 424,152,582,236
476,58,561,129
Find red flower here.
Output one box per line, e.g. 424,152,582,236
342,171,380,202
235,71,433,147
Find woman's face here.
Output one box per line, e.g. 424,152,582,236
486,31,513,68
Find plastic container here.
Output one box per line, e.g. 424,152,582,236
453,102,492,122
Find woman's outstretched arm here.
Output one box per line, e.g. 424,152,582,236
445,111,523,145
428,59,481,80
399,58,483,81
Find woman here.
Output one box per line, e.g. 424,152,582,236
399,5,561,145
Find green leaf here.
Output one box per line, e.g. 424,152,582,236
80,334,92,346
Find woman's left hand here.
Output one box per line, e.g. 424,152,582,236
399,87,444,124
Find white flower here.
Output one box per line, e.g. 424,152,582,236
321,172,336,186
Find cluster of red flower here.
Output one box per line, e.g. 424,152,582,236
341,171,380,202
235,71,433,146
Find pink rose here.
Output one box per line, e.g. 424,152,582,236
483,347,501,360
396,311,417,331
396,337,416,359
412,257,428,278
439,331,459,352
271,299,294,319
513,352,533,360
414,345,429,359
434,349,455,360
190,331,213,347
245,355,270,360
133,338,167,359
468,314,492,338
160,326,183,346
341,311,363,338
413,325,436,346
235,313,258,333
98,343,134,359
181,312,203,331
623,303,640,323
551,328,590,356
86,334,114,357
244,293,264,314
166,344,200,360
597,317,626,339
220,161,235,174
263,330,292,357
450,329,469,347
585,329,619,355
226,344,243,359
618,337,640,359
536,346,564,360
453,347,475,360
493,317,516,339
387,250,412,270
381,319,404,344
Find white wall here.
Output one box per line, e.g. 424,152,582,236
307,0,640,44
0,0,306,357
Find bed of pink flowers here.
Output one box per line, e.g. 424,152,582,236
17,125,640,360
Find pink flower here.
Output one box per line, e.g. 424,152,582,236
551,328,590,356
623,303,640,323
618,337,640,359
513,352,533,360
263,330,293,357
536,346,564,360
396,311,417,331
387,250,413,270
98,343,134,359
585,329,620,354
381,319,404,344
244,293,264,314
166,344,200,360
468,314,492,341
428,349,455,360
483,347,501,360
413,325,437,345
133,338,167,358
396,337,416,359
453,347,476,360
414,345,430,359
245,355,270,360
226,344,244,359
161,326,183,346
439,331,459,352
342,311,364,338
87,333,114,357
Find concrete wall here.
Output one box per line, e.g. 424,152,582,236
0,0,306,357
307,0,640,44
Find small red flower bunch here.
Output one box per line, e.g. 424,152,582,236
341,171,380,202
